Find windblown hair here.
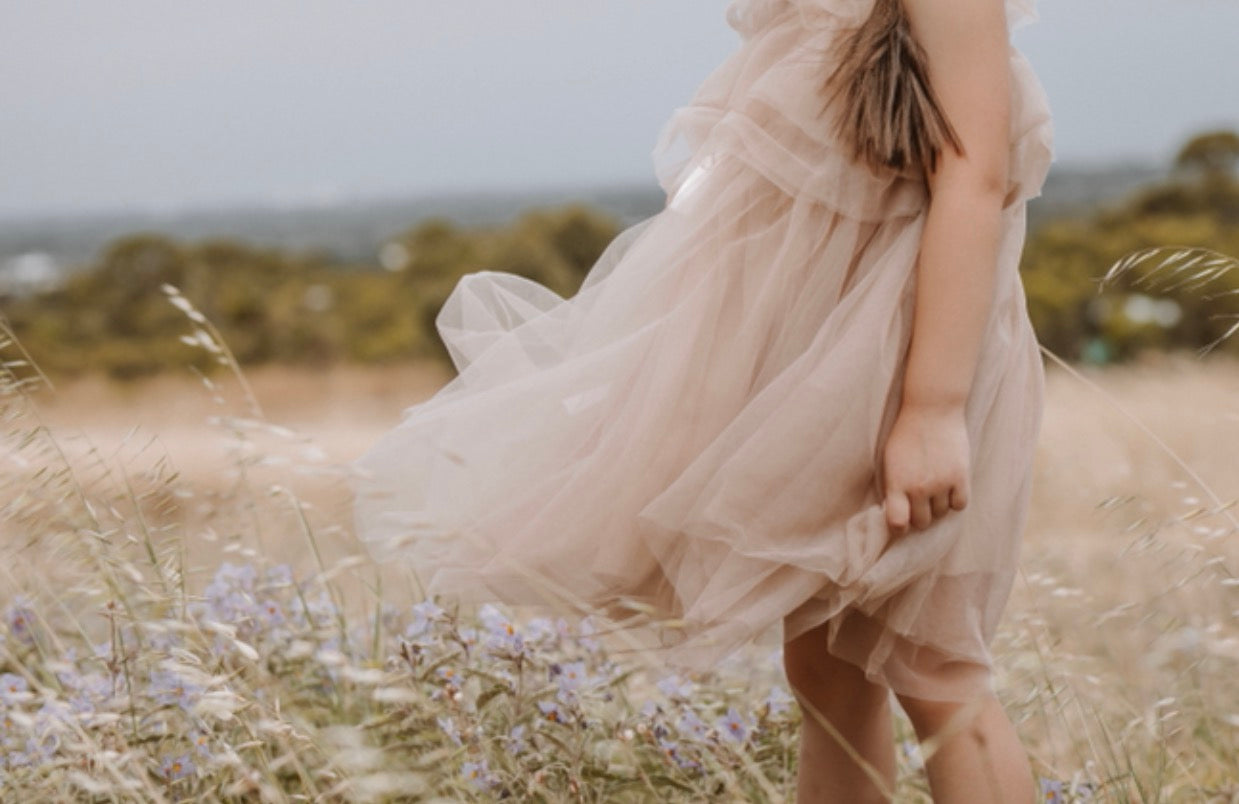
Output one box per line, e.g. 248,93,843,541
821,0,965,176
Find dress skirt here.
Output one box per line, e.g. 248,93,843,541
352,0,1054,703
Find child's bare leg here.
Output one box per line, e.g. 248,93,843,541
895,689,1035,803
783,623,895,803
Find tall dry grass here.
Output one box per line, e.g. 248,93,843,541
0,275,1236,800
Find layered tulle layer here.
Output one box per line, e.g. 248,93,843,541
353,150,1044,701
351,0,1053,703
659,0,1054,221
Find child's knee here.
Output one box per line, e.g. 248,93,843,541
888,655,997,733
783,632,883,701
894,690,991,740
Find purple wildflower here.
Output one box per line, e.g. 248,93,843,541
437,716,463,746
264,564,294,588
0,673,30,704
555,661,588,694
716,706,751,744
435,665,461,688
148,669,203,711
4,596,37,646
576,617,601,652
406,599,445,640
256,598,286,628
676,709,708,740
658,737,700,771
656,673,695,700
479,604,524,655
159,753,195,781
188,729,215,760
504,724,528,755
538,700,567,724
1039,777,1065,803
525,617,558,646
764,685,793,716
900,738,924,770
461,758,496,790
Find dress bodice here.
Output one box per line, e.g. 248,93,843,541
653,0,1054,220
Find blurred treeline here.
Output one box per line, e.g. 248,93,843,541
0,205,621,380
1023,129,1239,364
2,129,1238,380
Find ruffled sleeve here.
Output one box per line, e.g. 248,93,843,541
1004,47,1054,205
1005,0,1039,30
726,0,873,37
731,0,1040,35
725,0,793,37
701,0,1052,217
789,0,875,28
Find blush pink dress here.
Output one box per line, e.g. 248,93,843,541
353,0,1053,703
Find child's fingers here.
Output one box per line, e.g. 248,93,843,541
884,491,910,535
909,493,932,529
949,482,969,511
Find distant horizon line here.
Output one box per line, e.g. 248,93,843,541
0,177,671,228
0,155,1165,227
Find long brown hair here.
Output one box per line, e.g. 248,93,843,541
820,0,965,176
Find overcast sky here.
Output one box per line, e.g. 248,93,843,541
1,0,1236,219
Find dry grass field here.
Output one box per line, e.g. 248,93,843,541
2,350,1237,800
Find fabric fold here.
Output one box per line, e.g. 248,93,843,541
352,0,1052,703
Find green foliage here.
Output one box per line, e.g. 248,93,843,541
5,125,1239,379
1173,129,1239,181
1021,127,1239,363
0,205,622,380
392,205,621,297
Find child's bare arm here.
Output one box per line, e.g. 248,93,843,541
881,0,1012,535
900,0,1012,410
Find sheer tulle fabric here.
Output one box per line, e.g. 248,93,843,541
729,0,1039,36
352,0,1053,702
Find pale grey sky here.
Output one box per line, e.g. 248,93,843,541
1,0,1236,219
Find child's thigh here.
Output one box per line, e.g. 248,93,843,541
782,621,887,701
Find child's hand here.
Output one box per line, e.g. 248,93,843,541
881,401,971,536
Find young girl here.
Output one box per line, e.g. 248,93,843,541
353,0,1052,800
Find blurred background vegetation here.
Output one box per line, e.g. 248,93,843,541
1,128,1236,381
0,205,621,380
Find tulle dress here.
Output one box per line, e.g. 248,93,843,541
352,0,1054,703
